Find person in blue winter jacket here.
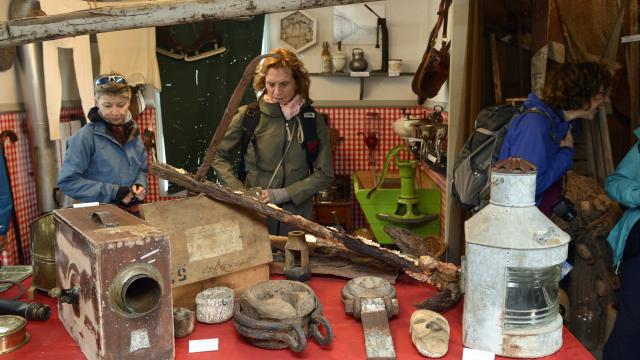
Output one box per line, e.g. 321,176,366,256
0,150,12,236
499,62,611,217
602,129,640,359
58,73,148,215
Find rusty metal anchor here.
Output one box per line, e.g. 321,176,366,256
342,276,399,359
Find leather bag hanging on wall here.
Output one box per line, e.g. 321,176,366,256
412,0,452,104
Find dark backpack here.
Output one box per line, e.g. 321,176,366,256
451,104,554,212
238,102,320,181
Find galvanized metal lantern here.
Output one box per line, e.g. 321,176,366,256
462,158,570,358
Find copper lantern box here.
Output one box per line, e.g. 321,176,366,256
53,205,174,360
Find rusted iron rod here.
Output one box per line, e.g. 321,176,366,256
152,162,420,272
193,53,278,182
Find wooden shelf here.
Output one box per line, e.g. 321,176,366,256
309,72,415,100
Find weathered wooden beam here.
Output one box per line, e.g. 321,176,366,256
151,162,421,272
0,0,370,48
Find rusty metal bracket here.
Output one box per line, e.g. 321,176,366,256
342,276,399,360
91,211,119,228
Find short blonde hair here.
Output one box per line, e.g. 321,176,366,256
93,73,131,99
253,48,311,101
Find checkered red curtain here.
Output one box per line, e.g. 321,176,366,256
0,106,447,264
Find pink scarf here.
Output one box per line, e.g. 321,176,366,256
265,94,305,120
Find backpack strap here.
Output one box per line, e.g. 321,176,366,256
240,102,260,155
476,128,497,136
239,102,260,181
239,103,321,179
299,105,320,170
525,107,557,142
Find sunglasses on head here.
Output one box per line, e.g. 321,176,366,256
95,75,127,87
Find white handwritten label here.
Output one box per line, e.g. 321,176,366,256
189,338,219,353
462,347,495,360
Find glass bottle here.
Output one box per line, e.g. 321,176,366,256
321,41,331,74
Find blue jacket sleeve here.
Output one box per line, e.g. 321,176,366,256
605,142,640,208
57,127,121,203
500,114,574,196
0,152,12,236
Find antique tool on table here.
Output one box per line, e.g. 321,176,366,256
0,299,50,321
53,205,173,360
173,307,195,338
233,280,333,352
0,315,29,355
196,287,234,324
367,144,437,224
29,212,56,293
463,158,570,357
342,276,399,360
283,230,311,282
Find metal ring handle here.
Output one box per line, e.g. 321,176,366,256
310,314,333,345
233,322,306,352
287,323,307,352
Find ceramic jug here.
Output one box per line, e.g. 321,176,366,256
349,48,368,72
332,51,347,73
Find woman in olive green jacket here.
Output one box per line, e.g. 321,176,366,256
212,48,334,235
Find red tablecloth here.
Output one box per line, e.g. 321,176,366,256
1,275,593,359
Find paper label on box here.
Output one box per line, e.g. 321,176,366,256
189,338,219,353
130,329,150,352
185,221,242,262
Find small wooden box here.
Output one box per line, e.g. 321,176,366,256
54,205,173,360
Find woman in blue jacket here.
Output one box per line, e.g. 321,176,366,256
57,74,147,215
499,62,611,216
603,130,640,359
0,150,11,236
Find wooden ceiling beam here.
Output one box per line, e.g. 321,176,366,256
0,0,369,48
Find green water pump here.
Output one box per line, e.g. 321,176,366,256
367,144,437,224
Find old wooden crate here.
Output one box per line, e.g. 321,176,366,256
54,204,173,360
141,195,272,308
171,263,269,310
